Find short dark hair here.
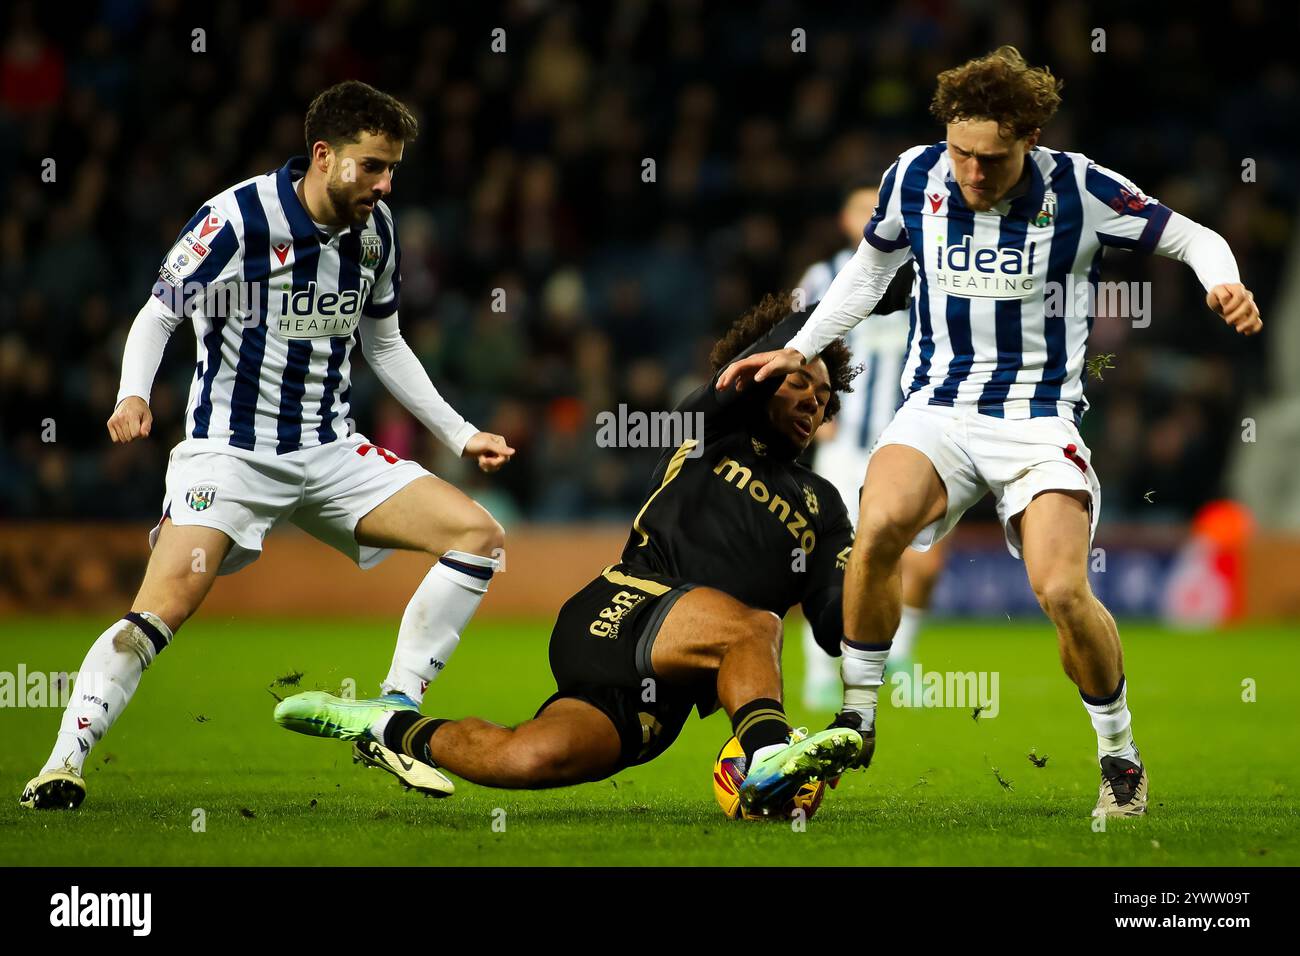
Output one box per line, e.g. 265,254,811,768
304,80,419,151
710,292,858,423
930,45,1062,140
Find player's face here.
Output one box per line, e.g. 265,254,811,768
840,187,878,246
325,132,404,226
767,358,832,454
946,119,1036,211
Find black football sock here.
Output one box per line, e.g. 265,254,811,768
382,710,450,766
731,697,791,764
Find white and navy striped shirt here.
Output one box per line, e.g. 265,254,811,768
799,250,910,453
150,156,401,454
787,142,1237,426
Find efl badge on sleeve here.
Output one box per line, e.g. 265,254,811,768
360,232,383,270
185,483,218,512
1034,190,1057,228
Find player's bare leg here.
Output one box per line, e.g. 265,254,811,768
1016,490,1147,816
890,537,947,670
408,698,624,789
22,520,231,809
371,590,793,787
846,445,948,649
132,520,233,633
649,588,784,712
354,474,504,704
833,444,948,759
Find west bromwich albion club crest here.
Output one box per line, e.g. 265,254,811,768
185,483,217,512
1034,189,1057,228
360,232,383,270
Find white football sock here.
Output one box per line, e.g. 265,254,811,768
380,550,497,704
41,612,172,775
887,605,925,664
840,640,890,729
1082,677,1139,763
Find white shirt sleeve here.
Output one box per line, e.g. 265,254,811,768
360,313,479,456
116,296,184,407
785,238,914,361
1153,210,1241,290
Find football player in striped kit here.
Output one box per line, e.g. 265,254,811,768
22,81,513,809
797,181,947,711
721,48,1261,817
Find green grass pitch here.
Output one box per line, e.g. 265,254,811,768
1,616,1296,866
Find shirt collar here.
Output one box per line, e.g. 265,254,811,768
276,156,320,244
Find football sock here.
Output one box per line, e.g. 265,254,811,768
731,697,791,765
381,550,497,704
887,605,925,664
841,639,890,728
40,612,172,775
1081,675,1139,763
380,709,449,765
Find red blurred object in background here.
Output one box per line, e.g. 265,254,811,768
1162,500,1255,627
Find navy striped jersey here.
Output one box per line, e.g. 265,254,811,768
839,142,1173,425
799,250,912,452
151,156,400,454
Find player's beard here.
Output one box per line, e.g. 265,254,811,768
326,178,372,227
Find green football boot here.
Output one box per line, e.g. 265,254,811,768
274,690,418,741
737,726,863,817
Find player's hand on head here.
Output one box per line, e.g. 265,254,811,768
1206,283,1262,336
716,348,805,392
463,431,515,473
107,396,153,444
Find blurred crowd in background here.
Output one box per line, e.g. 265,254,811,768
1,0,1293,525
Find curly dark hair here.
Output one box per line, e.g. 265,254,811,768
304,80,420,150
929,45,1062,140
710,292,858,422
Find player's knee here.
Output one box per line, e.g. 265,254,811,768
509,740,578,788
442,510,505,559
1034,577,1091,624
739,609,782,654
857,510,912,564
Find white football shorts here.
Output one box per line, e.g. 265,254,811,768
869,402,1101,559
150,433,431,575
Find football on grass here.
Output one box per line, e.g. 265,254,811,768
712,735,826,821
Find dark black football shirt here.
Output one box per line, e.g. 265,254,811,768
618,313,856,651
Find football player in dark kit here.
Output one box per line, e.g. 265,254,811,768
275,294,864,816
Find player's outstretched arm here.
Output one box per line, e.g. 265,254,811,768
109,297,183,444
361,313,516,471
718,238,912,396
1151,209,1261,336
